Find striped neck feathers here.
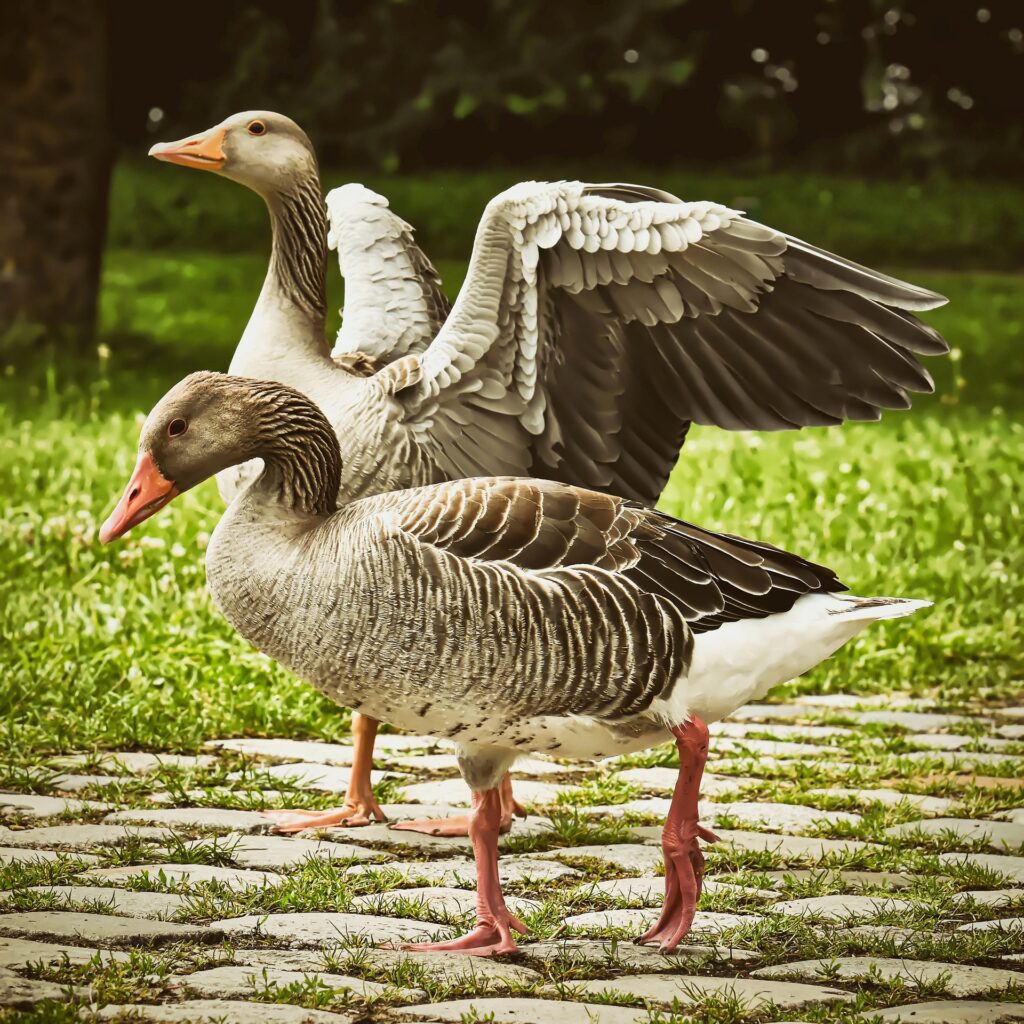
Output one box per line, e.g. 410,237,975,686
266,172,328,324
247,380,340,516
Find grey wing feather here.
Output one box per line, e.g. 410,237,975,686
390,181,949,507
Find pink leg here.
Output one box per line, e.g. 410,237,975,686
391,772,525,837
262,714,387,833
637,716,719,953
396,787,528,956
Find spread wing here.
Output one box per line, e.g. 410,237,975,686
326,184,450,364
388,181,948,504
381,476,844,635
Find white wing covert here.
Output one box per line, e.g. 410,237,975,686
326,184,450,365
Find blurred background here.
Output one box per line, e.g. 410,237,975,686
3,0,1023,382
0,0,1021,747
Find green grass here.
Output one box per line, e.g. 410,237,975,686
108,158,1024,269
0,255,1021,754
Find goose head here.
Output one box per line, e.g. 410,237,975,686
100,372,340,543
149,111,317,197
99,373,254,543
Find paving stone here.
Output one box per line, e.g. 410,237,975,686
730,702,821,719
563,907,754,936
712,737,837,758
181,832,389,869
90,1000,351,1023
230,761,396,793
0,973,75,1008
958,917,1024,932
999,808,1024,824
0,936,131,968
324,816,552,853
686,828,875,860
169,964,417,1000
0,824,175,851
0,886,188,920
886,817,1024,852
533,843,664,873
791,693,917,710
713,720,852,740
351,886,539,920
394,998,650,1024
520,937,758,967
104,807,273,833
81,863,282,889
806,787,959,816
347,855,580,886
703,800,861,831
909,734,1016,752
770,894,916,920
612,768,748,796
862,1000,1024,1022
60,752,216,774
399,778,570,806
47,773,122,791
0,847,97,865
205,737,358,764
939,852,1024,882
236,945,544,986
211,911,452,945
754,956,1023,997
903,750,1022,771
951,889,1024,908
0,792,111,818
577,798,673,818
567,974,854,1010
751,869,914,891
1000,708,1024,720
578,876,775,906
998,725,1024,740
853,710,983,730
0,911,217,946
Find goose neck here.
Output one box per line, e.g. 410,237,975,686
247,380,341,517
264,172,328,327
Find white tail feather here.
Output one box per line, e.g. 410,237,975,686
654,592,931,726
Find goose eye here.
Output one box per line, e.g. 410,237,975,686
167,418,188,438
247,120,267,136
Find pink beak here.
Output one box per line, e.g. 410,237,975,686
99,452,179,544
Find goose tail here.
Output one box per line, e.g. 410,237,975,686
827,595,933,622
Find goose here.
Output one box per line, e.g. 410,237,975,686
98,371,930,955
149,111,948,837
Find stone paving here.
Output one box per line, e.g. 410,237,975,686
0,698,1022,1022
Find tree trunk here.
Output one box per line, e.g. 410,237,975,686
0,0,111,348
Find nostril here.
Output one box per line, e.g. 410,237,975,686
129,486,140,502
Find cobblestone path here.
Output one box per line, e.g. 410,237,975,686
1,695,1022,1022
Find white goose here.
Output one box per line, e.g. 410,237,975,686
150,111,948,836
99,371,930,955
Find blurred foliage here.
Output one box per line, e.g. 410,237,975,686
106,159,1024,269
125,0,1024,174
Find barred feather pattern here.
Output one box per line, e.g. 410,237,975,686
268,177,328,323
199,380,845,753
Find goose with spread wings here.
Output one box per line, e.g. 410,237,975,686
150,111,949,836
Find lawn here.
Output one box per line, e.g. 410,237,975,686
1,168,1022,759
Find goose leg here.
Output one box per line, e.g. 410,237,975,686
262,713,387,833
637,715,718,953
397,787,527,955
391,772,525,837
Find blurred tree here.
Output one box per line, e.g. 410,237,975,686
0,0,112,348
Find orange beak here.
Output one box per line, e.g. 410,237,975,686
148,125,227,171
99,452,180,544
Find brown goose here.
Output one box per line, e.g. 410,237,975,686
150,111,947,836
100,372,929,955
